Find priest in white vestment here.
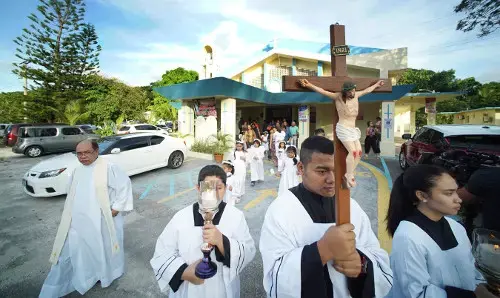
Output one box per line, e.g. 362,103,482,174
40,139,133,298
150,165,256,298
259,136,393,298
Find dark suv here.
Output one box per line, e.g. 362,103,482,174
399,124,500,169
3,123,67,147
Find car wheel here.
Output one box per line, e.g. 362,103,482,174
399,150,408,170
25,146,43,158
168,151,184,169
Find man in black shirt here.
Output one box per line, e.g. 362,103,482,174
458,167,500,233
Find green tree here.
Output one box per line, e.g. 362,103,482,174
454,0,499,37
84,75,149,124
148,67,199,122
0,92,27,123
12,0,101,122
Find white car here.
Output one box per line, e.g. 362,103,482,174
117,124,167,135
22,132,186,197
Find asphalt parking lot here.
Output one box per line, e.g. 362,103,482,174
0,149,398,297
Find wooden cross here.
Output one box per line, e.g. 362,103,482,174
282,24,392,224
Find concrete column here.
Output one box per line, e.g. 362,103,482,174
179,101,195,148
317,61,323,76
292,58,297,75
380,101,395,157
221,98,237,144
409,108,416,134
298,105,310,149
425,98,437,126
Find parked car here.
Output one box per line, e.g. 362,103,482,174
117,124,167,135
3,123,67,147
0,123,10,138
22,132,187,197
399,124,500,170
156,124,173,133
12,125,98,157
78,124,97,134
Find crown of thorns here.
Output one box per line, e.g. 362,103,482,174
342,82,356,91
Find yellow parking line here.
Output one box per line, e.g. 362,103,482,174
359,161,392,253
157,187,196,204
243,188,278,210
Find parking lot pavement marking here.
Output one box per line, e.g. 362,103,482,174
186,171,194,188
243,188,278,210
169,175,175,196
157,187,196,204
380,157,393,190
355,171,371,178
359,161,392,253
138,182,154,200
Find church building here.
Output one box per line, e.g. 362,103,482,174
155,39,461,157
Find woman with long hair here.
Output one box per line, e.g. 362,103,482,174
244,125,256,148
364,121,380,158
386,165,490,298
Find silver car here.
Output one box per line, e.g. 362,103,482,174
0,123,9,138
12,125,99,157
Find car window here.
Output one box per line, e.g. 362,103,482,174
447,135,500,151
134,125,145,130
0,125,5,129
119,126,130,131
62,127,82,135
414,128,434,143
140,125,156,130
114,136,150,152
97,137,119,154
150,136,165,145
40,128,57,137
429,130,444,144
21,127,38,138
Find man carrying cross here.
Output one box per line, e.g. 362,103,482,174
259,136,392,298
298,79,384,188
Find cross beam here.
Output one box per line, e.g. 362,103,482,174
283,24,393,225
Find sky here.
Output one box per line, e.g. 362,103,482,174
0,0,499,92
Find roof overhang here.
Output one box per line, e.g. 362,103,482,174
395,91,463,113
154,77,415,105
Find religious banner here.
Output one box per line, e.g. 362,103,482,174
298,105,309,122
194,99,217,118
425,98,437,114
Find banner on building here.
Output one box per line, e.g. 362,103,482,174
194,99,217,118
425,98,437,114
298,105,309,122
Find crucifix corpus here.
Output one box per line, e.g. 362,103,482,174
282,24,392,224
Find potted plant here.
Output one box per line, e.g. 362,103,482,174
211,131,233,164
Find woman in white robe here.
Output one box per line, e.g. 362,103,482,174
150,165,255,298
231,141,247,202
386,164,489,298
247,139,265,186
277,145,300,195
274,128,286,154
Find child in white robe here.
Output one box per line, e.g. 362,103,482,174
247,139,265,186
386,164,489,298
276,141,287,163
150,165,256,298
231,141,247,203
277,145,300,195
261,131,269,159
221,160,238,206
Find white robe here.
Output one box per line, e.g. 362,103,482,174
247,145,265,182
259,190,393,298
224,173,239,206
261,135,269,152
274,132,286,152
387,217,485,298
231,151,247,198
278,157,300,195
39,162,133,297
150,202,256,298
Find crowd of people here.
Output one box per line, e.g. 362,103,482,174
38,137,499,298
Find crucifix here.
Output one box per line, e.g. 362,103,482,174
282,24,392,224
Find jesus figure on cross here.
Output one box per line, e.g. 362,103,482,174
298,78,385,188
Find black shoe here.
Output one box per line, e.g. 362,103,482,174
251,181,256,186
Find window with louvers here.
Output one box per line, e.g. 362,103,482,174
248,74,264,89
269,66,292,82
296,67,317,76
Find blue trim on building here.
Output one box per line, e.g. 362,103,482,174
292,58,297,75
263,63,269,91
317,61,323,76
263,39,385,56
154,77,415,105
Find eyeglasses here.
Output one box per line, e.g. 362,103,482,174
76,150,96,157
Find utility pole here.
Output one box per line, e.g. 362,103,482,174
23,62,28,121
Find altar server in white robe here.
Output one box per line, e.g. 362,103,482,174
248,139,265,186
222,160,238,206
277,145,300,195
260,136,393,298
151,165,256,298
40,139,133,298
231,141,247,202
385,164,494,298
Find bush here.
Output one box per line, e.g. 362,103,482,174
190,138,216,154
96,121,115,137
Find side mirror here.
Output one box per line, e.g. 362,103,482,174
402,133,412,140
111,148,121,154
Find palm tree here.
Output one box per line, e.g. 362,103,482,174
50,101,89,125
